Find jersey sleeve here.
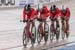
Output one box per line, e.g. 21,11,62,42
60,11,65,17
55,8,60,18
66,8,70,17
30,8,36,19
45,9,50,18
49,10,53,17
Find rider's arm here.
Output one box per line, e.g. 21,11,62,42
35,9,39,19
45,9,50,19
30,9,36,20
55,8,60,18
60,11,65,17
23,9,27,20
49,10,53,19
66,8,70,18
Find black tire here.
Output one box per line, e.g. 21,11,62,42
44,33,48,42
61,25,65,40
56,27,60,41
5,3,8,5
44,23,49,42
37,26,42,44
0,0,3,5
61,30,65,40
0,4,2,6
50,32,54,42
23,27,29,47
66,31,70,38
31,26,36,46
50,25,54,42
4,0,9,6
0,0,2,6
10,0,15,5
56,31,60,41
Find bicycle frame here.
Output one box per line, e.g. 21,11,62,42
26,20,36,37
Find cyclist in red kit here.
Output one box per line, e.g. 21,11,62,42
23,4,37,38
60,5,70,38
49,5,60,31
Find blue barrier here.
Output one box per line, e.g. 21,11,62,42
19,0,34,7
58,45,75,50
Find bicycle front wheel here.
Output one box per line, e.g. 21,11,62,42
50,25,54,42
23,27,29,47
44,23,49,42
31,26,36,46
37,27,42,44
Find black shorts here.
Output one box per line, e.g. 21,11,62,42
24,20,33,23
28,19,34,22
37,18,45,22
61,17,65,21
23,20,28,22
50,18,57,21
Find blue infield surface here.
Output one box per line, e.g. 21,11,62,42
58,45,75,50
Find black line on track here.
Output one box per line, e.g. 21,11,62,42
1,41,75,50
42,41,75,50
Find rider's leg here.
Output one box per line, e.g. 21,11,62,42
31,20,35,39
44,19,49,43
66,19,70,38
31,20,35,26
56,18,60,28
61,17,65,30
64,17,70,38
27,21,30,29
40,21,44,36
39,21,43,40
25,20,30,33
51,19,54,30
51,20,54,26
44,20,48,32
27,21,32,38
50,18,54,30
66,19,69,32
